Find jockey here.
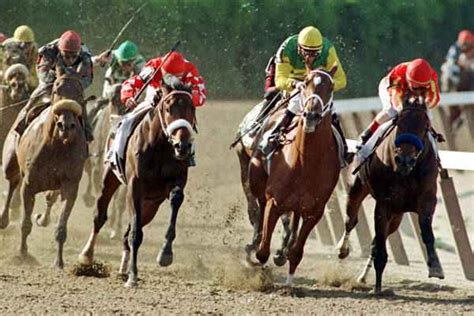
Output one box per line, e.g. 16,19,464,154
441,29,474,91
358,58,440,146
13,30,105,142
93,40,146,98
1,25,38,89
112,51,207,167
262,26,349,160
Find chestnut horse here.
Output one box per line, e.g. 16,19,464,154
249,67,340,286
0,72,86,268
79,79,196,287
337,98,443,295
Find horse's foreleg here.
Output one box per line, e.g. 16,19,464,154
419,196,444,279
54,184,79,269
20,183,35,255
286,210,323,286
372,203,389,295
79,166,120,265
273,213,291,267
256,200,280,265
109,186,125,239
119,224,131,276
157,175,186,267
35,190,59,227
82,159,95,207
0,178,20,229
338,175,369,259
125,177,143,288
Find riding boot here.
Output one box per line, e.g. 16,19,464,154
331,113,353,164
261,109,295,155
359,128,374,145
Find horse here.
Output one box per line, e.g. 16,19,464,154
82,84,127,231
79,78,196,287
337,97,444,295
0,71,87,268
248,67,340,286
0,64,31,158
440,53,474,135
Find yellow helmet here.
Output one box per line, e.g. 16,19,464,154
298,26,322,50
13,25,35,42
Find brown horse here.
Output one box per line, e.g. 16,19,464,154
0,72,87,268
337,97,443,295
79,79,196,287
0,64,32,158
248,67,340,286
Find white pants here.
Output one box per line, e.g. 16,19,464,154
287,91,303,115
378,77,398,119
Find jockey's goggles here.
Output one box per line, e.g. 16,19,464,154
119,59,136,66
61,51,80,59
299,46,321,58
409,84,429,92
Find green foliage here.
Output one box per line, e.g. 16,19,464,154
1,0,473,99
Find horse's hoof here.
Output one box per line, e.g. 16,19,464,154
124,278,138,288
77,253,93,266
256,250,269,265
428,266,445,279
35,214,49,227
273,252,287,267
54,260,64,269
157,250,173,267
371,288,394,297
117,273,128,282
357,275,367,284
0,215,9,229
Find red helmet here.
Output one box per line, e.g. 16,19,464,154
0,32,7,44
161,52,185,75
406,59,432,88
457,29,474,45
58,30,81,52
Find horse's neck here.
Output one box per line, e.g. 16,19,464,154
376,130,397,170
141,110,168,147
294,114,333,163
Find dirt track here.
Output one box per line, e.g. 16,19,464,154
0,100,473,314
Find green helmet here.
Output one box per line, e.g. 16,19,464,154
115,40,138,62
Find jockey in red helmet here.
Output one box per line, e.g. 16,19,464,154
359,58,440,144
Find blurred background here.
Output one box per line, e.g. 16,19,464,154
1,0,473,99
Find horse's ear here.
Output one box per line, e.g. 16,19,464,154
328,62,338,77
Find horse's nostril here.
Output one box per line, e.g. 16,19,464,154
174,143,180,149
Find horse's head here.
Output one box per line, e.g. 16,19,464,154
301,65,336,133
4,63,30,102
51,99,83,144
52,65,84,105
158,75,196,161
393,97,430,176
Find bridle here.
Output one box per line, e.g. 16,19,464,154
155,90,195,143
301,69,334,120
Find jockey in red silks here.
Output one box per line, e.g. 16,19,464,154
121,51,207,109
357,58,441,161
360,58,440,143
110,51,207,169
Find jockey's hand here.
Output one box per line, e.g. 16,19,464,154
125,97,138,109
292,81,305,91
95,50,113,66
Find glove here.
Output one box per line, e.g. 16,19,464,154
292,80,305,90
125,97,138,109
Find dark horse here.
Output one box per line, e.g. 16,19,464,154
79,79,196,287
248,67,340,286
338,97,444,295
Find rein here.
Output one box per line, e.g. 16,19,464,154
155,90,194,140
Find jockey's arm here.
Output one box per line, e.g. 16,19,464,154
77,55,93,89
426,76,441,109
325,47,347,92
36,54,56,84
275,61,297,92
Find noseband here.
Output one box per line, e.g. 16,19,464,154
156,90,195,142
302,69,334,120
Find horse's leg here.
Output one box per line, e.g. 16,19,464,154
285,211,300,255
256,200,280,265
358,213,403,284
419,197,444,279
0,177,20,229
54,183,79,269
372,203,389,295
337,175,370,259
237,146,261,258
273,213,291,266
82,159,95,207
157,172,187,267
109,186,125,239
286,210,323,286
125,177,143,288
20,183,35,256
79,167,121,265
118,224,131,276
35,190,59,227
